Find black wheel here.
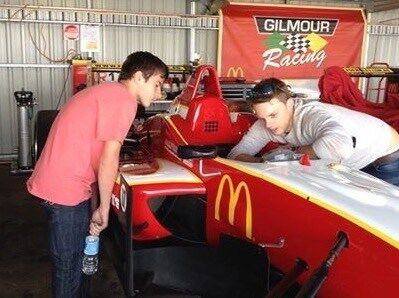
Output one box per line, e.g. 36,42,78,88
33,110,59,164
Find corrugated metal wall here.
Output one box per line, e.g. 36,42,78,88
364,8,399,101
0,0,208,156
367,8,399,66
221,0,358,7
1,0,399,156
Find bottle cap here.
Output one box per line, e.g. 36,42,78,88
84,235,99,255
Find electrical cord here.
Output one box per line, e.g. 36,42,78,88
8,5,78,63
27,23,78,63
160,196,207,245
171,234,206,245
55,64,72,110
8,5,79,109
160,197,177,222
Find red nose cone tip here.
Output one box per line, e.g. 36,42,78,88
299,154,311,166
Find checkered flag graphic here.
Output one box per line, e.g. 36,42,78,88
279,34,310,53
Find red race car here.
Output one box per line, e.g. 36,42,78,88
107,65,399,298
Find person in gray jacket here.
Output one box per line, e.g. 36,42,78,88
228,78,399,186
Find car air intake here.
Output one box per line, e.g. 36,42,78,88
204,121,219,132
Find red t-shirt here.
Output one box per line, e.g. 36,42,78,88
27,82,137,206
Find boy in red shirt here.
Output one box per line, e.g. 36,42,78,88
27,51,168,297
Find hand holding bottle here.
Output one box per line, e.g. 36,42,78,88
82,235,99,275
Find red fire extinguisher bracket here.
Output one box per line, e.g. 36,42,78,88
71,60,92,94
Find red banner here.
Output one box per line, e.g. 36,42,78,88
218,3,366,80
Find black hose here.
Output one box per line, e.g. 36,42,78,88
295,231,349,298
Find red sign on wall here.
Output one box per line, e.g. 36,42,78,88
64,24,79,41
218,3,366,80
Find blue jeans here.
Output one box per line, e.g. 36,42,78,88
361,158,399,186
41,199,91,298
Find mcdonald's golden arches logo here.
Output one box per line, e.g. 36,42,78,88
214,174,252,239
226,66,244,78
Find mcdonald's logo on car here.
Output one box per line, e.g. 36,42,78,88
226,66,244,78
214,174,252,239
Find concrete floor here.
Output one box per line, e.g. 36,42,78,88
0,163,195,298
0,163,126,297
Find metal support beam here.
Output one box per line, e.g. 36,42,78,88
0,64,69,68
0,154,17,160
0,4,219,30
368,24,399,35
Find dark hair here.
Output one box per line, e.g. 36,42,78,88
118,51,169,82
247,78,295,104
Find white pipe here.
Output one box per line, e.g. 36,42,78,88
0,18,218,30
0,154,17,160
21,20,27,86
0,64,69,68
361,12,371,95
87,0,94,60
189,1,196,63
0,4,218,19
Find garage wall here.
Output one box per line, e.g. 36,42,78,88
364,8,399,101
1,0,399,156
367,8,399,67
0,0,216,156
221,0,358,7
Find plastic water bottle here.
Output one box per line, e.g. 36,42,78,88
82,235,99,275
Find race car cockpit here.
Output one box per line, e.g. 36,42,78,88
164,65,257,159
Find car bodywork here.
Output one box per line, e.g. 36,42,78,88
109,65,399,297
